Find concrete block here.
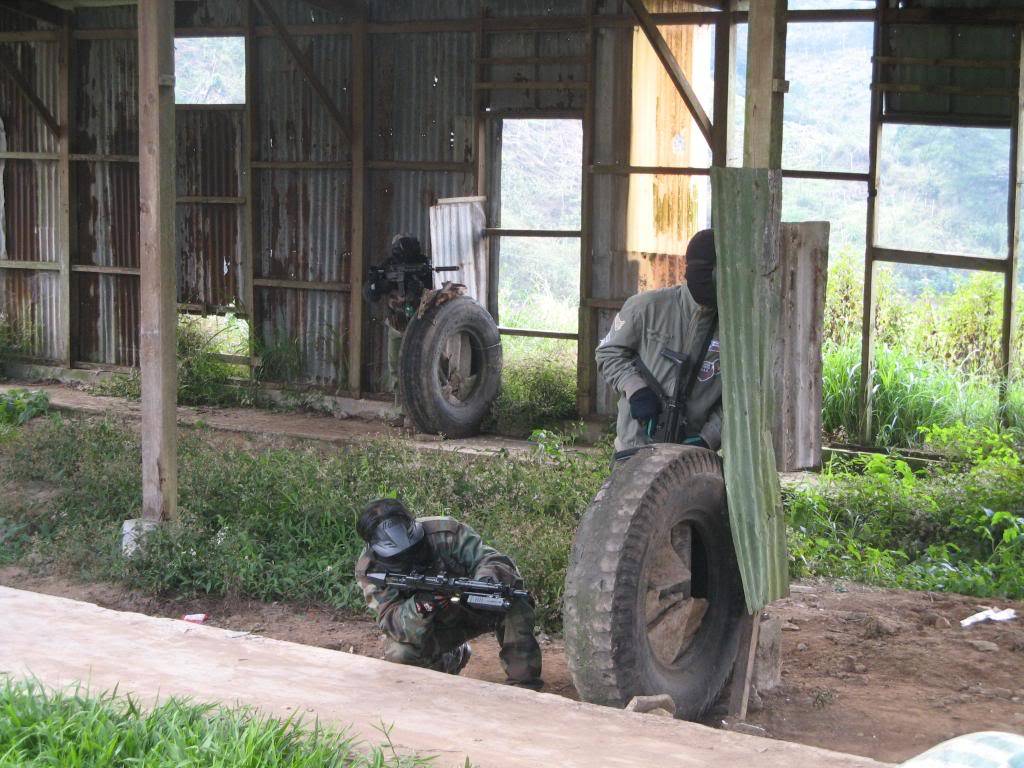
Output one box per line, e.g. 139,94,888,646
753,614,783,692
121,518,160,558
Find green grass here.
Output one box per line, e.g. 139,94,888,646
0,679,436,767
1,416,605,630
490,340,579,437
0,388,49,445
787,426,1024,599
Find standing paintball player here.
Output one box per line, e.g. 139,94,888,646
354,498,544,690
597,229,722,455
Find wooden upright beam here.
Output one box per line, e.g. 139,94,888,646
0,45,61,138
138,0,178,523
624,0,714,148
743,0,787,169
711,10,734,166
252,0,353,145
1001,31,1024,404
57,17,71,368
347,17,367,395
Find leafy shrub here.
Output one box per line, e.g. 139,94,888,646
0,388,49,427
490,345,578,437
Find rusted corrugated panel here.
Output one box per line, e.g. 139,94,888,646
371,32,475,163
485,0,585,16
254,0,349,27
368,170,474,258
883,23,1017,124
0,42,60,155
0,268,62,362
76,272,140,367
254,168,350,284
256,287,347,386
74,161,139,269
176,0,245,29
177,204,243,309
177,109,242,197
485,31,586,112
3,159,61,264
253,34,351,162
429,197,488,308
75,6,136,30
74,39,139,156
370,0,475,21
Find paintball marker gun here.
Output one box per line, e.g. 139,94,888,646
366,570,530,614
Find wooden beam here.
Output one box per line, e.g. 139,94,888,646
0,46,61,138
138,0,178,523
871,247,1008,274
1000,33,1024,408
743,0,787,169
251,0,352,146
624,0,714,148
577,2,596,416
58,17,71,368
347,16,367,395
711,9,734,166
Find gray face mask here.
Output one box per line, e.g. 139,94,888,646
370,516,426,560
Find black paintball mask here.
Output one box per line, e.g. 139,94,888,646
684,229,718,309
391,234,426,264
358,500,429,565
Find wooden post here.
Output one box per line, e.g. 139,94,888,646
743,0,787,170
243,0,257,379
138,0,177,523
1000,29,1023,415
711,7,734,167
58,18,72,367
859,0,883,444
577,1,597,416
348,17,367,396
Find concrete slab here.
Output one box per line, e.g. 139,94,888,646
0,587,891,768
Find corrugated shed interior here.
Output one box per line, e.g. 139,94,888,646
0,0,1018,414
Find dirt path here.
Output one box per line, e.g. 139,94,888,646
1,586,888,768
2,566,1021,764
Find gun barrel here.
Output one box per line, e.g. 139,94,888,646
434,265,459,272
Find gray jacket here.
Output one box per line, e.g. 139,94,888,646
597,285,722,453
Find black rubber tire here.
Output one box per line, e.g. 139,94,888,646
399,296,502,438
563,444,746,720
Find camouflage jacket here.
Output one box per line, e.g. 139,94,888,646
354,516,521,646
596,284,722,452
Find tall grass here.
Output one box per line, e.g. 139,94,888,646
0,679,436,767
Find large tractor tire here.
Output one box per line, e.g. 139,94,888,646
564,444,746,720
399,296,502,438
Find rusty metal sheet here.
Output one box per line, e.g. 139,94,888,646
254,168,350,284
75,272,140,368
370,0,475,22
368,170,474,260
255,286,347,386
3,159,61,264
0,42,60,155
177,109,242,197
74,6,136,30
177,203,243,310
175,0,246,29
253,33,351,162
371,32,474,163
0,268,63,362
253,0,349,27
74,161,139,269
485,31,587,112
74,39,139,156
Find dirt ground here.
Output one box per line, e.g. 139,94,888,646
1,566,1021,764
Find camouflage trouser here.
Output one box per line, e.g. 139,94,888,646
384,325,403,397
383,598,542,685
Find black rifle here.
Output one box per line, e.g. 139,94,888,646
364,261,459,305
366,570,530,614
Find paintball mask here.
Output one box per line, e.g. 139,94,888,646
684,229,718,309
367,512,426,562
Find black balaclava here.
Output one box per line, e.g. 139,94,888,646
684,229,717,309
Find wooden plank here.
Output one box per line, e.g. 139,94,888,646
743,0,786,169
484,228,582,238
874,55,1018,71
251,160,351,170
774,222,829,473
0,45,61,138
874,82,1015,98
498,327,579,341
479,55,587,66
782,169,870,182
348,16,367,396
70,153,139,163
871,246,1008,273
0,151,60,160
623,0,714,148
368,160,473,172
138,0,178,523
712,166,788,614
859,0,884,445
590,164,711,176
1001,34,1024,410
0,260,60,271
711,11,733,167
251,0,352,145
473,81,589,92
253,278,351,292
71,265,141,276
58,17,72,367
577,1,596,416
727,614,759,719
176,196,246,205
243,0,257,373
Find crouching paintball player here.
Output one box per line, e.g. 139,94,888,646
355,498,544,690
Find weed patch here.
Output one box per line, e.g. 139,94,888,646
0,679,436,767
490,339,578,437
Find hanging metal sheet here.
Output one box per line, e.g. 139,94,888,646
429,196,488,308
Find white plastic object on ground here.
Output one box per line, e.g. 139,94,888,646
959,608,1016,628
182,613,208,624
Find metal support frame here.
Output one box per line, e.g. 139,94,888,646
624,0,714,148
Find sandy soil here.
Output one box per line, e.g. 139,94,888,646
2,566,1021,764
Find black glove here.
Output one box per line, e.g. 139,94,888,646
683,435,709,449
413,593,449,617
628,387,662,423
